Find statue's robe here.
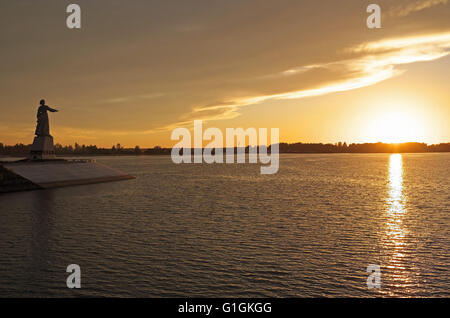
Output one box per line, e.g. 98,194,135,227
35,105,57,136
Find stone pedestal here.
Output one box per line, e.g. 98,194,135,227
29,136,56,160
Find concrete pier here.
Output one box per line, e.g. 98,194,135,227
1,159,135,192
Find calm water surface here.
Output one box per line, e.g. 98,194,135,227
0,154,448,297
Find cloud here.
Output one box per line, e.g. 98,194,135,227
101,93,165,104
0,124,33,141
162,32,450,128
389,0,448,18
173,25,203,33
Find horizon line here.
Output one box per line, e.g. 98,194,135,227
2,140,450,149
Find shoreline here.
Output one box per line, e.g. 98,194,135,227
2,151,450,161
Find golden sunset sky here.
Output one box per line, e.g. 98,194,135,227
1,0,449,147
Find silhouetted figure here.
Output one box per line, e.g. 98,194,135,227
35,99,58,137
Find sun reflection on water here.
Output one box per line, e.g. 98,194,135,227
387,154,406,239
383,154,412,295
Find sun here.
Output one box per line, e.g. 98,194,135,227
367,110,426,144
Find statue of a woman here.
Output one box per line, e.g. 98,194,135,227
35,99,58,137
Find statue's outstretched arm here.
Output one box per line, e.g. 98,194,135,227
46,106,58,112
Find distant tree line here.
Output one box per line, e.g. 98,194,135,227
0,141,449,157
0,142,171,156
278,142,450,153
